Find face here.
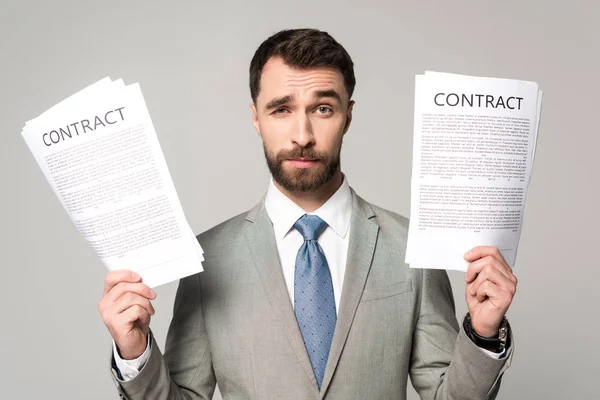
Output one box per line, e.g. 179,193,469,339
251,57,354,193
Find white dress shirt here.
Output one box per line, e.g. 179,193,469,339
113,175,502,381
264,176,352,313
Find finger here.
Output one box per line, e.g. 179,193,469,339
475,280,511,305
476,280,492,302
112,292,155,316
469,264,516,297
107,282,156,303
464,246,507,263
465,256,516,284
104,270,142,295
118,304,151,326
464,284,479,309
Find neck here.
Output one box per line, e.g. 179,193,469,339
274,170,343,213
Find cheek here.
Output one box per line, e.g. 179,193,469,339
259,119,290,147
312,117,345,146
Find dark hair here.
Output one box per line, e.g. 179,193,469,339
249,28,356,104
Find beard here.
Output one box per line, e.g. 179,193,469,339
264,144,341,192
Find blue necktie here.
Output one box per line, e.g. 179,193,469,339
293,214,337,388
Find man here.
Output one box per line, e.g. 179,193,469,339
99,28,517,399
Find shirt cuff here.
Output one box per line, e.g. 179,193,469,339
478,345,507,359
112,335,151,381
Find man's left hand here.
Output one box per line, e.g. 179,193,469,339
464,246,517,337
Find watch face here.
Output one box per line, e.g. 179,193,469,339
499,327,507,339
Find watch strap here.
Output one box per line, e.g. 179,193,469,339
463,313,510,353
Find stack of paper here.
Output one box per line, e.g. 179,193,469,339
406,71,543,271
21,77,204,287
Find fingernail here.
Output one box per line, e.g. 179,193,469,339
464,250,472,258
132,271,141,279
150,289,156,297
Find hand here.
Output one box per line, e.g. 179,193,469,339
464,246,517,337
98,270,156,360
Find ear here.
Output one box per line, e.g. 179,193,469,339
250,103,262,137
342,100,355,135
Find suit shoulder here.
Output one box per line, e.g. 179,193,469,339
365,201,410,233
355,196,411,254
196,210,250,250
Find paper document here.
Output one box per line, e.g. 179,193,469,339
406,71,543,271
21,78,204,287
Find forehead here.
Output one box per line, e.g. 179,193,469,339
258,57,347,102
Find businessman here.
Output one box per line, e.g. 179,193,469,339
99,28,517,399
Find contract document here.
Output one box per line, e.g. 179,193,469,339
406,71,543,271
21,78,204,287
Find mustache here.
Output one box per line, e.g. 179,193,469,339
275,146,327,162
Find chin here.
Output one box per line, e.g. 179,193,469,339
279,171,332,193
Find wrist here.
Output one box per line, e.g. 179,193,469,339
117,337,147,360
463,313,510,353
473,324,499,338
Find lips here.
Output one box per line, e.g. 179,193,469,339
286,158,319,168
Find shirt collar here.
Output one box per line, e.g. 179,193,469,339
264,175,352,240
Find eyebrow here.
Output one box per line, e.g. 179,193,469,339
263,90,342,111
264,95,293,111
314,89,341,103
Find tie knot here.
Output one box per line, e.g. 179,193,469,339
294,214,328,241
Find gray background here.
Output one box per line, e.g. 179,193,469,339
1,1,597,399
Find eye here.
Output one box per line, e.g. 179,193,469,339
273,107,287,114
316,106,333,115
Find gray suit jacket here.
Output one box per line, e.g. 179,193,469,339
111,190,513,399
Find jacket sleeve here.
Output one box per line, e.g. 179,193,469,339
409,268,513,400
110,273,216,400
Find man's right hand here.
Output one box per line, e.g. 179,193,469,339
98,270,157,360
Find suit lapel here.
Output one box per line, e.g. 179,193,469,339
320,191,379,396
243,201,319,389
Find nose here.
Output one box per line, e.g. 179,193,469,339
291,113,314,148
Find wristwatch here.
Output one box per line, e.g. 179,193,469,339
463,313,510,353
